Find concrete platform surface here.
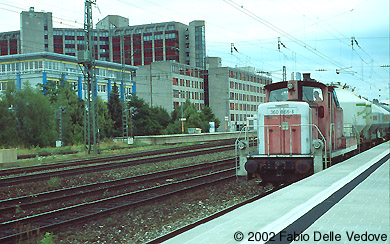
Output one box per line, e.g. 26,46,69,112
292,160,389,244
163,142,389,244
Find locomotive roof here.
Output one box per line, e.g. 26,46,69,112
265,76,331,91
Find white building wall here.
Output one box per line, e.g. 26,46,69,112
206,57,270,132
135,61,204,113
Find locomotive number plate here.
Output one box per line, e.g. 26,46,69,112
269,109,295,115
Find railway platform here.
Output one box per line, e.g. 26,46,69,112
162,141,390,244
135,131,256,145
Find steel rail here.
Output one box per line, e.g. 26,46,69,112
0,145,235,187
0,168,235,243
1,139,236,177
146,184,288,244
0,158,235,218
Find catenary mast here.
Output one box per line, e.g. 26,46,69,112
78,0,99,154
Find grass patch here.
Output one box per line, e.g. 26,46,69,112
5,139,202,169
47,177,62,189
40,232,57,244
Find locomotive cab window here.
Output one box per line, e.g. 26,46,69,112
269,88,288,102
303,86,323,102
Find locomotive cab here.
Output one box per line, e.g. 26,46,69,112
239,73,345,185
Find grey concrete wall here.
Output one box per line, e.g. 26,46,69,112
135,131,256,145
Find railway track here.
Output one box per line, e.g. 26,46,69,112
0,157,235,221
1,139,236,178
146,185,286,244
16,139,241,160
0,166,235,243
0,144,235,187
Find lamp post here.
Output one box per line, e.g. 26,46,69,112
129,106,137,144
181,117,186,134
57,106,66,147
180,91,186,134
225,116,229,132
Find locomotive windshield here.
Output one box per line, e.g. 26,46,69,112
269,88,288,101
302,86,323,102
268,86,324,102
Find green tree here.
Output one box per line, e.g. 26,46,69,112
15,82,56,147
97,97,114,140
151,106,170,134
167,99,205,134
55,83,84,145
183,100,204,129
166,120,182,134
127,96,168,136
166,100,220,134
0,81,18,147
200,106,221,132
107,83,122,137
39,80,61,104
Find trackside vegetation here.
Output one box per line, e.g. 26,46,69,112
0,81,220,148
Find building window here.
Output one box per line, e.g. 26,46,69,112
0,82,7,91
165,33,176,39
172,78,178,85
173,89,179,98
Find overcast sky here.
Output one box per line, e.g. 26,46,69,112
1,0,389,102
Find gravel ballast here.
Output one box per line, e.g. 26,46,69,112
2,149,267,243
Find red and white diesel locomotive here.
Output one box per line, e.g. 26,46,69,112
237,73,389,185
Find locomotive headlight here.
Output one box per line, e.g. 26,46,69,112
287,83,294,90
238,140,247,150
312,139,323,149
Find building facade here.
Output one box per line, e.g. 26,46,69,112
0,7,276,133
0,8,206,69
0,52,137,102
136,61,205,113
206,57,272,131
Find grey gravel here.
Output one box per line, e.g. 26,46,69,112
2,149,265,244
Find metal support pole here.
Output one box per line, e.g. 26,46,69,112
78,0,98,154
150,63,153,106
58,107,63,146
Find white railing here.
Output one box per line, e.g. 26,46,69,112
234,125,255,178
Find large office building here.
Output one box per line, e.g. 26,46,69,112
206,57,272,131
0,7,206,69
135,58,272,132
0,7,273,132
0,52,137,102
136,61,205,113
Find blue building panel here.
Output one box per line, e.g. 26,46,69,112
16,73,21,91
132,82,136,96
77,76,83,99
120,82,124,101
107,79,112,101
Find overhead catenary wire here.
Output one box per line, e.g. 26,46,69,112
0,3,82,29
222,0,387,93
0,0,387,100
223,0,348,69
